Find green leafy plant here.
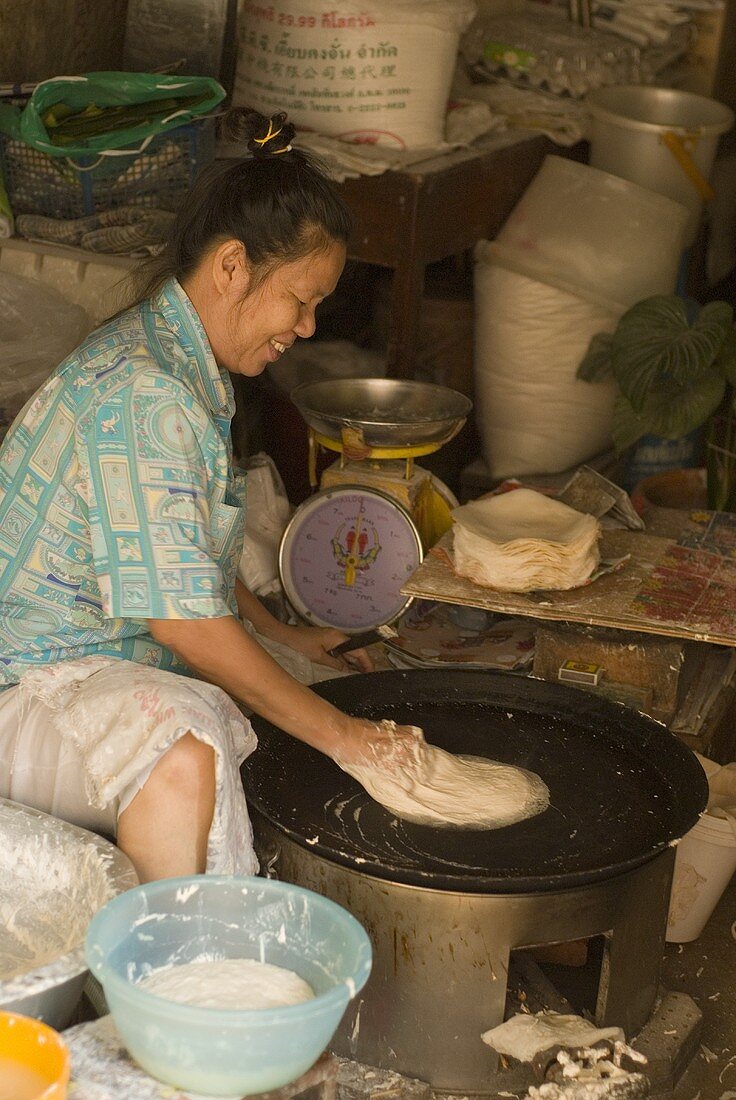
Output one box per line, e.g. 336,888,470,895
578,295,736,454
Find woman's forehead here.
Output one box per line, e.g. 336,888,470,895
276,242,346,290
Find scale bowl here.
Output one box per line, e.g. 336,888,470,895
291,378,472,450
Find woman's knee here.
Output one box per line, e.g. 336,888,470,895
151,733,216,798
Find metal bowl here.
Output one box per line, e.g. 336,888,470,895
290,378,472,450
0,798,137,1029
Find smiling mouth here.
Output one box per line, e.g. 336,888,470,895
271,339,288,354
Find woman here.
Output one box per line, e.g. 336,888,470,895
0,109,419,882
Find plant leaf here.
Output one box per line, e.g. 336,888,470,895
699,300,734,329
638,371,725,440
577,332,615,381
713,324,736,387
611,395,649,453
611,296,732,411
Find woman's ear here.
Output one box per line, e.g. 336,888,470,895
211,239,249,297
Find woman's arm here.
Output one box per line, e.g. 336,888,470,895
233,577,287,637
147,614,405,763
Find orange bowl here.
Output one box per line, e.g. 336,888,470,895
630,467,708,516
0,1011,70,1100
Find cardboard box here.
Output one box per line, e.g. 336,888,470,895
533,622,685,723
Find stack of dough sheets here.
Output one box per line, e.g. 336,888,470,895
451,488,601,593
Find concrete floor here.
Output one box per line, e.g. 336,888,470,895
665,876,736,1099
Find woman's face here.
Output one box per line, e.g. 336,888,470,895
208,240,347,377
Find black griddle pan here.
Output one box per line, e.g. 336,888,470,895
243,669,708,893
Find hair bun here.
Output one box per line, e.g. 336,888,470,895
251,111,296,157
218,106,296,156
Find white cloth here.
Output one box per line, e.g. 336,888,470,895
243,620,350,687
0,657,259,874
481,1012,625,1061
218,128,530,184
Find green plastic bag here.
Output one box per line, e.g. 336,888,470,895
0,72,225,159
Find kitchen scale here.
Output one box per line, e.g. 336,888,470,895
279,485,423,631
278,378,472,633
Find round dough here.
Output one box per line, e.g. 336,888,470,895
345,739,549,829
139,958,315,1010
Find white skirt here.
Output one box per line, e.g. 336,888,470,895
0,656,259,875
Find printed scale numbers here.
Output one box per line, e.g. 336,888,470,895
279,486,423,631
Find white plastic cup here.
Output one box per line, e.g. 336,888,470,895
586,85,734,247
486,155,689,314
666,812,736,943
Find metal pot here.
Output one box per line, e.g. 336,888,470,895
0,799,137,1028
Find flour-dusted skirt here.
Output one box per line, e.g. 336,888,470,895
0,656,259,874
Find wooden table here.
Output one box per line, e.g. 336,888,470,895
337,133,558,379
402,506,736,648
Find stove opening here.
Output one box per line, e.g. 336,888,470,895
508,936,606,1020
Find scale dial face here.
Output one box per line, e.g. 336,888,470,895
279,486,423,632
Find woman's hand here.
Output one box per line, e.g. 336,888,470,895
282,624,374,673
332,717,425,770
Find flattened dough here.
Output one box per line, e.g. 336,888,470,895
451,488,600,592
344,731,549,829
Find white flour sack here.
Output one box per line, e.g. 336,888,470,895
473,245,619,479
234,0,476,148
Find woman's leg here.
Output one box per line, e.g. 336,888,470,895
117,733,216,882
0,687,119,835
1,662,257,878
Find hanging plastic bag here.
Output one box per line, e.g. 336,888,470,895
0,272,88,438
238,454,292,598
0,72,225,160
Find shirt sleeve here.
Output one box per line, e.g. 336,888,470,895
81,369,239,621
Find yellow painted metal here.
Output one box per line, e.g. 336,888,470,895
311,430,442,459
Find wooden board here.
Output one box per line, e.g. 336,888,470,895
402,508,736,648
0,0,127,83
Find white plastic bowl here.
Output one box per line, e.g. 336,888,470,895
85,875,373,1097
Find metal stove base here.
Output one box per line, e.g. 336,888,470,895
335,990,701,1100
255,818,681,1096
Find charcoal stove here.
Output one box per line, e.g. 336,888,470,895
243,670,707,1096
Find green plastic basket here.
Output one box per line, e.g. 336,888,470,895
0,119,215,220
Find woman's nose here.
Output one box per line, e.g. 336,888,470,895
294,305,317,338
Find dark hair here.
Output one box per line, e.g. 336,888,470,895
130,108,353,302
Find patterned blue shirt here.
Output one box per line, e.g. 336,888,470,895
0,278,245,690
